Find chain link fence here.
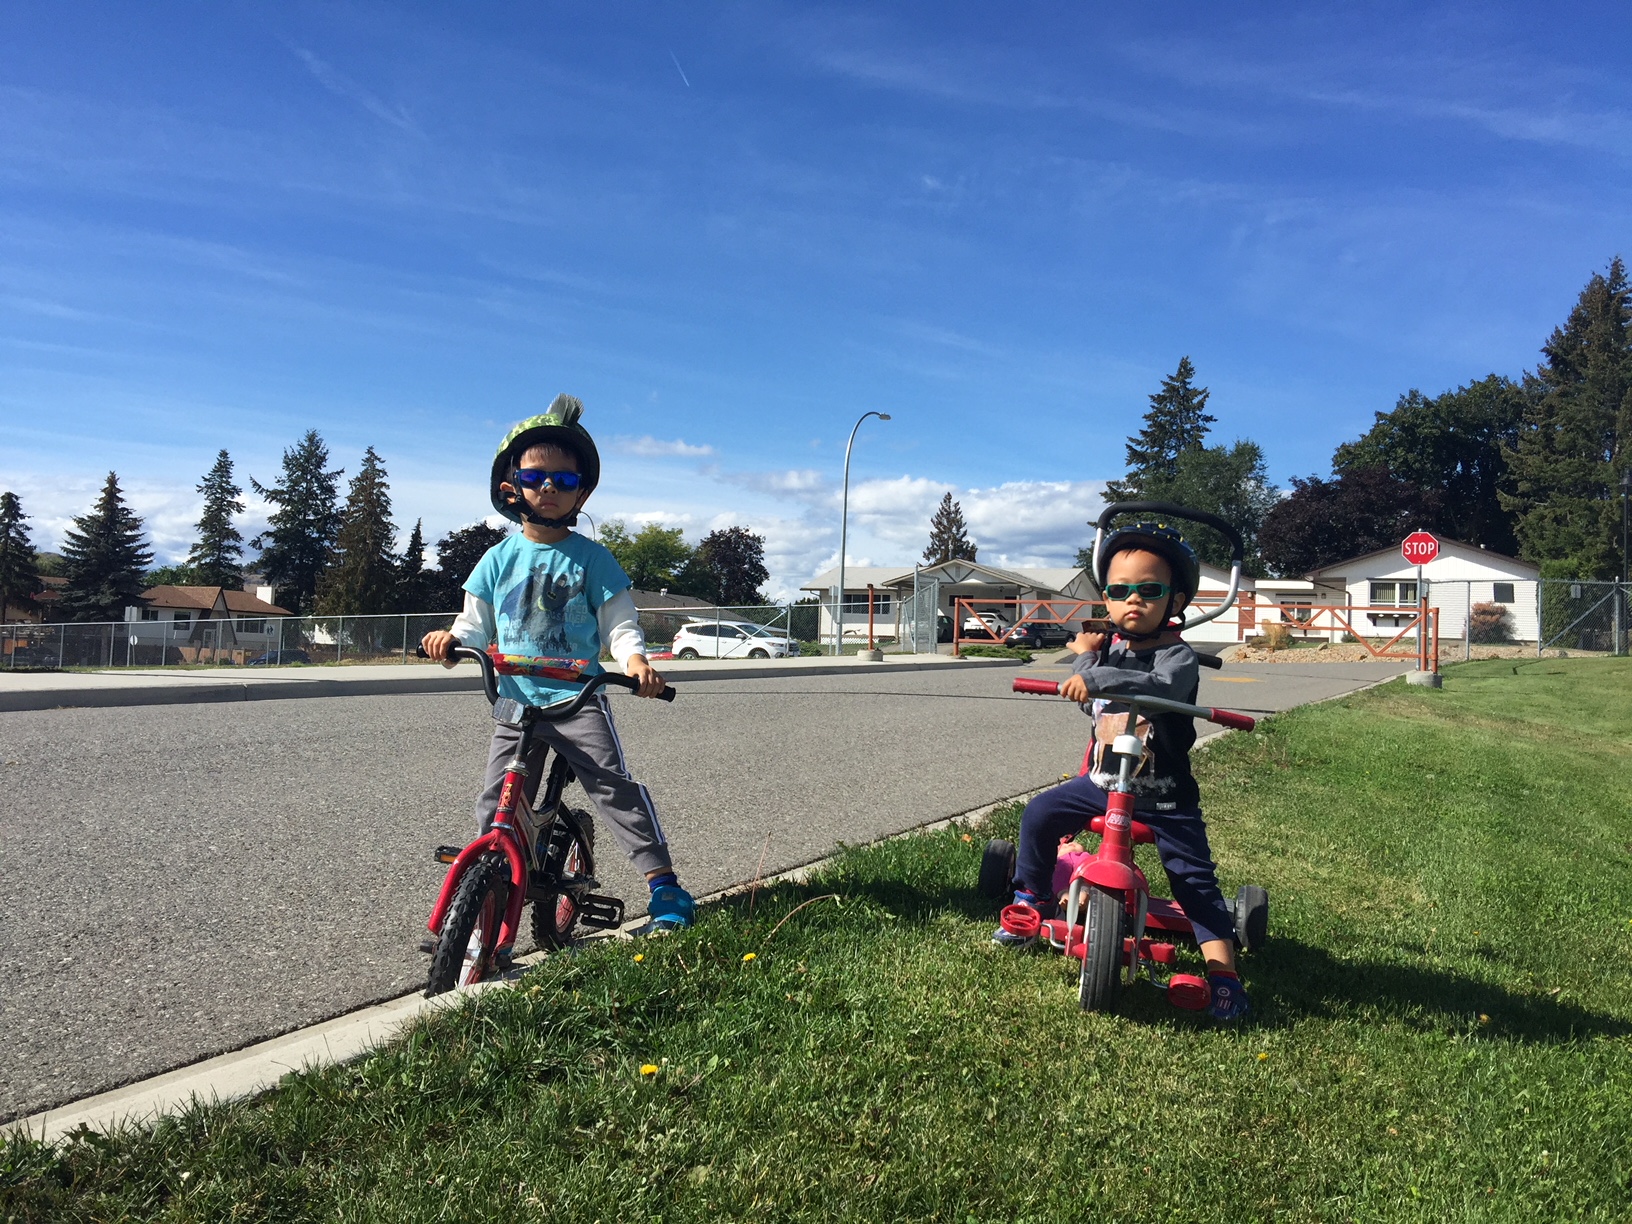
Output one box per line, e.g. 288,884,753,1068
1538,579,1629,655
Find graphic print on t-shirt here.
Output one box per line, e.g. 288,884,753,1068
497,564,587,657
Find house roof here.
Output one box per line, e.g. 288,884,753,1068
1306,538,1539,579
803,560,1092,594
630,589,724,612
141,585,291,616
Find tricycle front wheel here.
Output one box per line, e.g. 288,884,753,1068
1079,884,1125,1012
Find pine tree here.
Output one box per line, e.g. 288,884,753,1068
58,472,154,621
396,518,429,611
0,490,45,622
923,492,977,565
251,431,344,615
691,527,769,606
1105,356,1216,501
1502,258,1632,577
316,447,399,616
185,449,246,590
427,522,509,611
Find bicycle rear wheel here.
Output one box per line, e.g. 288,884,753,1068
426,852,511,997
532,813,594,950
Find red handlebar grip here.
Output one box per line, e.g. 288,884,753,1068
1012,677,1063,695
1209,708,1256,731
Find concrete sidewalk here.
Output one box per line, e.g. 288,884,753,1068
0,652,1010,713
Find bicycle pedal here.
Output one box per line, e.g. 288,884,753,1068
577,893,626,930
433,845,464,864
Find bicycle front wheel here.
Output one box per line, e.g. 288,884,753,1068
1079,884,1126,1012
426,852,511,997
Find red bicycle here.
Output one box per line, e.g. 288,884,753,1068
418,643,675,997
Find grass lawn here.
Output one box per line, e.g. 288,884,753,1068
5,659,1631,1221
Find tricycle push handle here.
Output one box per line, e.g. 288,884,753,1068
416,642,676,713
1010,676,1254,731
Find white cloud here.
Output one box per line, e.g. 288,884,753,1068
610,435,716,459
290,46,420,135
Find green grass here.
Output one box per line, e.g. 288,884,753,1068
5,659,1632,1221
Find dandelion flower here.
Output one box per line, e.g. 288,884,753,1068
1478,1013,1491,1025
633,953,644,963
742,952,757,963
640,1064,659,1076
960,833,972,843
1256,1052,1269,1062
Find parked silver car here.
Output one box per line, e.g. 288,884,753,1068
671,620,798,660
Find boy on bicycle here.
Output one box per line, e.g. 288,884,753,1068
993,522,1250,1021
421,394,695,936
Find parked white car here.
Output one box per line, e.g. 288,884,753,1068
671,620,798,660
960,609,1013,639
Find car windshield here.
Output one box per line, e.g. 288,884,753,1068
741,624,782,638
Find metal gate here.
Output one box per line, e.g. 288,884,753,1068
899,575,941,654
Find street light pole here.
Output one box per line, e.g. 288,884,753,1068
836,411,891,654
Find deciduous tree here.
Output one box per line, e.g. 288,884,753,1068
185,449,246,589
0,491,44,622
427,521,510,611
1259,467,1437,577
58,472,154,621
689,527,769,606
601,520,693,591
252,431,343,615
922,493,977,565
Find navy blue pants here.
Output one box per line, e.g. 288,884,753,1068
1015,775,1236,947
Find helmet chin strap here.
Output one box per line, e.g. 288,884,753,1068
505,490,581,529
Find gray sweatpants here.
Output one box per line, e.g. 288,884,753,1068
473,694,672,876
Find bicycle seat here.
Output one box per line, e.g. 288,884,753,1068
1088,814,1156,845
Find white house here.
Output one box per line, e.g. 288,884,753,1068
1307,540,1540,642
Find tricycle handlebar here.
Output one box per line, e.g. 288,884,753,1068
1010,676,1255,731
417,643,676,714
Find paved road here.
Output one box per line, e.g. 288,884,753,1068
0,659,1407,1121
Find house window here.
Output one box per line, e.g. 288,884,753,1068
1279,599,1314,624
1492,582,1515,604
139,608,160,621
1369,581,1418,606
840,593,891,614
172,611,192,625
238,619,266,634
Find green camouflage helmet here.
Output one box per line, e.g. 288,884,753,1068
489,393,601,524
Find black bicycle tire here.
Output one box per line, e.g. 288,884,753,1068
532,820,593,950
977,839,1016,900
425,852,510,997
1079,884,1125,1012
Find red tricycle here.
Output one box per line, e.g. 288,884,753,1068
980,500,1269,1013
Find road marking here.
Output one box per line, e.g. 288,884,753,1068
1210,677,1261,683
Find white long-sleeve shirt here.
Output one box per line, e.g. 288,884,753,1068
449,587,647,666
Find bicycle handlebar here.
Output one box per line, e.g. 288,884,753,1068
416,643,676,713
1093,500,1245,564
1011,676,1255,731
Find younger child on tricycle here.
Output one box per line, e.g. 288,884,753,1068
994,520,1251,1021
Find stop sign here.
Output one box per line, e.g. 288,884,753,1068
1402,531,1440,565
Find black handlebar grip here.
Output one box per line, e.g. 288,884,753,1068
1196,653,1224,670
656,686,677,702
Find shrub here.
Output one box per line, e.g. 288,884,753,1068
1469,601,1514,644
959,644,1034,662
1262,623,1293,652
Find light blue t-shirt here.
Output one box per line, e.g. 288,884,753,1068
463,532,632,707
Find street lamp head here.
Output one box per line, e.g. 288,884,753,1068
877,413,892,421
1621,467,1632,493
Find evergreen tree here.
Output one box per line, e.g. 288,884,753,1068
58,472,154,621
1151,440,1280,573
0,491,45,622
426,522,509,611
1104,356,1216,501
251,431,344,615
922,493,977,565
690,527,769,606
1501,258,1632,577
396,518,429,611
1336,377,1527,554
316,447,399,616
185,449,246,589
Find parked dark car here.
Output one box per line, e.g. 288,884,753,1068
246,649,312,666
1004,621,1073,649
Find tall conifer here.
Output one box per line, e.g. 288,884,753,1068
0,491,45,622
185,450,246,590
1105,356,1216,501
58,472,154,621
251,431,344,615
923,493,977,564
316,447,399,616
396,518,429,612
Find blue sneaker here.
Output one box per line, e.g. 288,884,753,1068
1209,971,1251,1021
635,884,695,936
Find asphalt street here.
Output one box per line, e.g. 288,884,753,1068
0,659,1407,1121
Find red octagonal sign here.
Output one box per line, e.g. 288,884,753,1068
1402,531,1440,565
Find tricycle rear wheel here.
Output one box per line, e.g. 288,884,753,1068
1079,884,1125,1012
978,839,1016,900
1233,885,1269,952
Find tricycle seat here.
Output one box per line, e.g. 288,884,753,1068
1088,814,1156,845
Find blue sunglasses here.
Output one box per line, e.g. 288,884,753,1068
513,468,582,491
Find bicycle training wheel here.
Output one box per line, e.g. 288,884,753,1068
532,814,594,950
1078,884,1126,1012
425,852,511,997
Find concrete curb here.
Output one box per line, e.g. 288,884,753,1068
0,655,1016,714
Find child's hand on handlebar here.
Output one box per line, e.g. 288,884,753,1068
1067,630,1106,656
420,630,459,668
625,655,667,698
1059,674,1090,703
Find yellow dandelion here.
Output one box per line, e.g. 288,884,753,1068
960,833,972,843
1478,1013,1491,1025
633,953,644,963
640,1064,660,1076
1256,1052,1269,1062
742,952,757,963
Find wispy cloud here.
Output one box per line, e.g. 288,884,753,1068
290,46,420,135
612,435,716,459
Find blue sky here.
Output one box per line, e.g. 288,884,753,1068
3,3,1630,597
